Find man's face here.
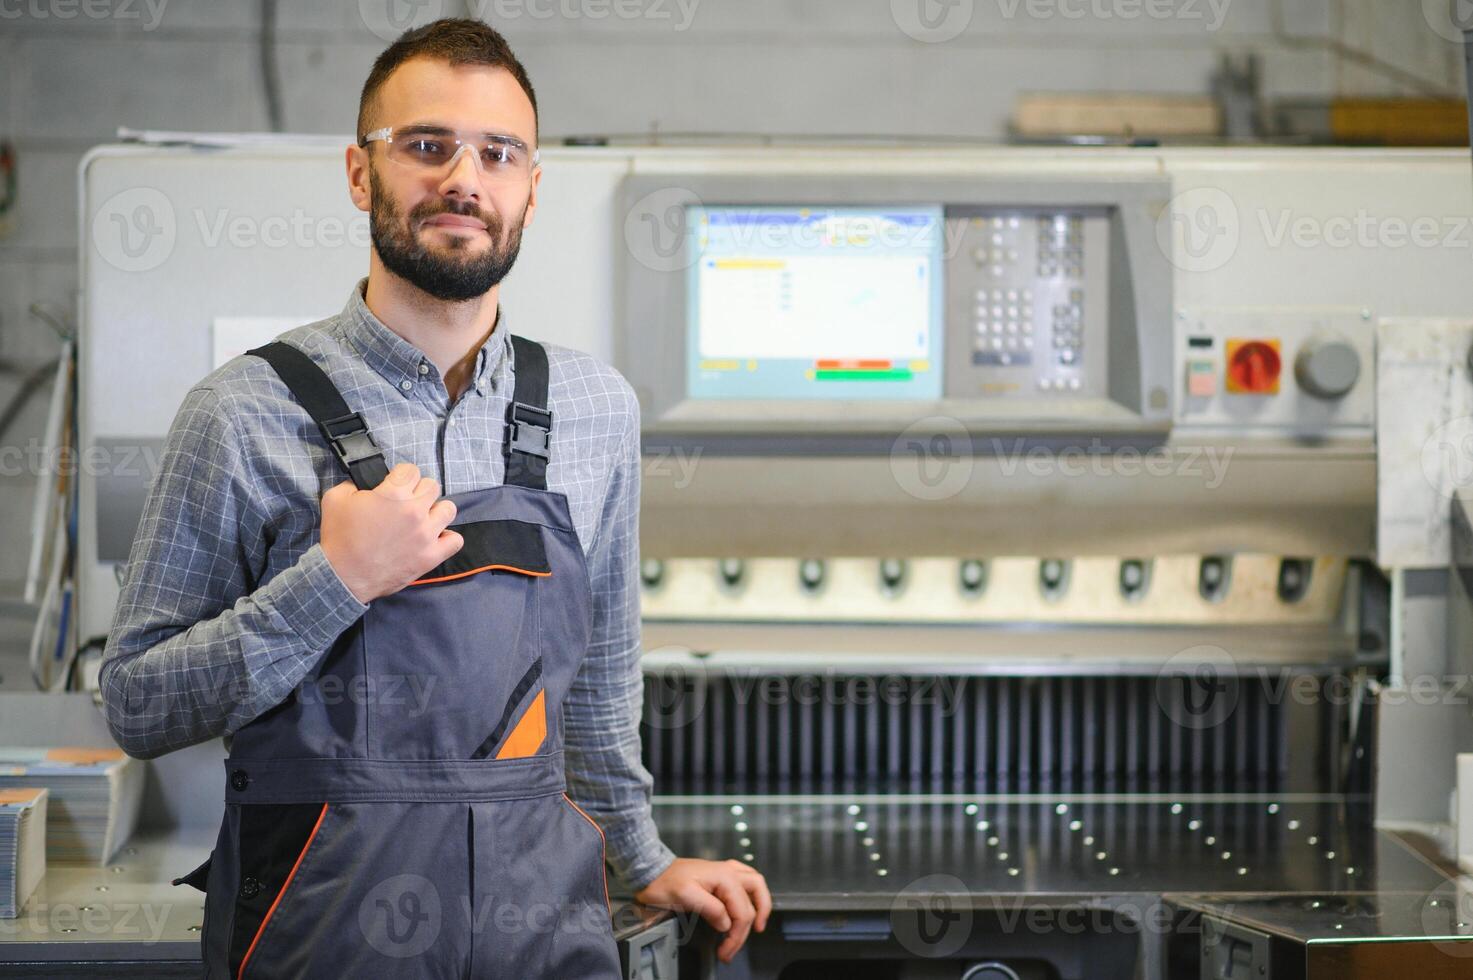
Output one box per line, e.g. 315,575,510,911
367,163,528,303
350,58,540,303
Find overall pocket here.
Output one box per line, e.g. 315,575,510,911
472,656,547,760
407,518,550,586
561,794,610,914
171,852,212,892
229,802,330,980
368,519,551,759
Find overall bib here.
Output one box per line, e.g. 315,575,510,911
174,336,622,979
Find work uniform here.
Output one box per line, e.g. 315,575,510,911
173,335,622,979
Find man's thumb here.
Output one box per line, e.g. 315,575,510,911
435,529,465,562
323,479,356,501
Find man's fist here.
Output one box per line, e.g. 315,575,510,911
319,462,464,603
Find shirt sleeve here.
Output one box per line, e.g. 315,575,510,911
98,385,369,759
562,395,677,894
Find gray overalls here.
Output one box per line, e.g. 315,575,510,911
173,335,622,979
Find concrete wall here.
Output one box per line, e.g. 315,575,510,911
0,0,1465,669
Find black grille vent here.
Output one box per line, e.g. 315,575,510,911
641,673,1344,794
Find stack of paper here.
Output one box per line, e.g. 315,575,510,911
0,749,144,865
0,787,47,918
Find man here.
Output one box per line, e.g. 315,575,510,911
100,18,768,978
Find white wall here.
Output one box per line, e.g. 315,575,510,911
0,0,1465,609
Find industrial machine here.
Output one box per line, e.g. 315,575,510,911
4,138,1473,977
611,148,1473,978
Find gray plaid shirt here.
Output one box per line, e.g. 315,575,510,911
100,279,675,892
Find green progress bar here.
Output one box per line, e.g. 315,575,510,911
815,369,914,382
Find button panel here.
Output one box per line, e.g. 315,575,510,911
1186,359,1217,398
1175,309,1374,430
947,208,1110,399
972,284,1035,368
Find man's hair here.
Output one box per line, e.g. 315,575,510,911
357,18,539,144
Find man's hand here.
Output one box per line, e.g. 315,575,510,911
320,462,463,603
635,858,772,964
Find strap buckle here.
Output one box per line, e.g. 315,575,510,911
321,412,384,469
507,401,552,460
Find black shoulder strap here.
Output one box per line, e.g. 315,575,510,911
246,341,391,491
504,335,552,491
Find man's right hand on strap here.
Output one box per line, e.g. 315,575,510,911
320,461,464,604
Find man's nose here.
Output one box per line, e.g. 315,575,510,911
437,144,483,202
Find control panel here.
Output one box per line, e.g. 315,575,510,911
944,208,1111,400
1174,309,1374,431
618,173,1173,436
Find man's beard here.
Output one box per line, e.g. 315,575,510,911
369,167,526,303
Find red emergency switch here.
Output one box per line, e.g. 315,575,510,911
1225,339,1281,394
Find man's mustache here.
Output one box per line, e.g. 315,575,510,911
410,200,500,235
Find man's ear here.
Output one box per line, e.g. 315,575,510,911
522,165,542,230
346,144,371,213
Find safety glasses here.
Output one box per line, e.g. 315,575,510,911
360,126,539,183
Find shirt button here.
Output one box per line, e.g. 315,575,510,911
399,379,413,391
447,416,458,427
418,363,429,375
239,876,261,900
230,769,249,792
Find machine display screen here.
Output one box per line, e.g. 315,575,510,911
685,205,945,400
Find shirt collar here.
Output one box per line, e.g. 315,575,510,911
340,278,511,397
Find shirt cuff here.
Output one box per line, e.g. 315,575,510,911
605,818,679,895
254,542,370,650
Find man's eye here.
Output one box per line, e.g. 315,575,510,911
405,138,447,159
481,144,521,168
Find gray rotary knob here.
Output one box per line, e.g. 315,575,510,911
1295,339,1360,399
